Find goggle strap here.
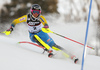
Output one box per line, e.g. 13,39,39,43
31,9,41,13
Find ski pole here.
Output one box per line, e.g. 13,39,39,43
0,31,11,35
41,28,94,50
52,32,94,50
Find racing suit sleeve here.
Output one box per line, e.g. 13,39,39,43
39,15,48,26
11,15,27,27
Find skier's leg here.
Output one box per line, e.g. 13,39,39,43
52,44,64,51
29,32,53,57
52,44,73,57
34,35,53,57
34,35,51,50
52,44,78,63
29,31,54,50
37,31,56,47
33,36,44,47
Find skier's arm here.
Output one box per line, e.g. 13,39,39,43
6,15,27,35
39,15,49,28
39,15,53,33
11,15,27,27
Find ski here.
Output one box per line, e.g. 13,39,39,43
18,41,54,57
60,49,79,64
18,41,78,64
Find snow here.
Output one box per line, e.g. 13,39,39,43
0,21,100,70
0,0,100,70
57,0,99,22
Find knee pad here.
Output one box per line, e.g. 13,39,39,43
33,36,43,47
34,35,51,50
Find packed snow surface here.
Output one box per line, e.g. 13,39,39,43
0,22,100,70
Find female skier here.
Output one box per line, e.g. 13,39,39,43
6,4,62,57
6,4,78,63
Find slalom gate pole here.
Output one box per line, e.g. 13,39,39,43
52,32,94,50
81,0,92,70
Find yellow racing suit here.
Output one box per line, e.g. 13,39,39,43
10,13,70,58
11,13,59,50
11,14,48,33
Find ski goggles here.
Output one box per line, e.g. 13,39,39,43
31,9,41,14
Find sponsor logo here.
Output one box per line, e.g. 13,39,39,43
40,17,44,22
19,17,25,21
47,39,50,42
28,22,40,26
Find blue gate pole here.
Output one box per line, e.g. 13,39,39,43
81,0,93,70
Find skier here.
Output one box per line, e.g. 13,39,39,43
6,4,78,63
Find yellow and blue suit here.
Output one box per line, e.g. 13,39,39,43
11,13,56,49
10,13,71,58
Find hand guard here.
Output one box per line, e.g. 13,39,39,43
4,26,14,35
42,28,52,33
42,24,51,33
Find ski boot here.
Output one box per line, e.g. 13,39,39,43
48,52,53,58
48,50,53,58
74,58,79,64
71,55,79,64
42,48,48,53
43,48,53,58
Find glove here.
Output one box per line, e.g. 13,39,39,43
43,24,49,28
7,26,13,32
5,26,14,35
42,24,50,33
